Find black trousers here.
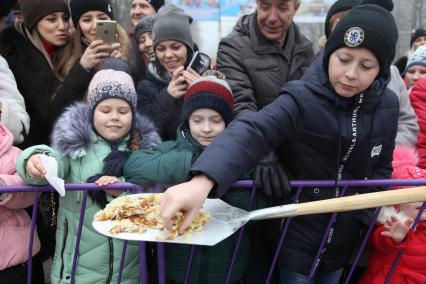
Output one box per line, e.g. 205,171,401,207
0,263,27,283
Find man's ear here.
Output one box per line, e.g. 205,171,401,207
294,0,301,12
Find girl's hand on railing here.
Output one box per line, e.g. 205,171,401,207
381,215,413,243
95,175,122,197
160,175,213,234
26,154,47,180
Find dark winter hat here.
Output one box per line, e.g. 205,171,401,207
152,4,194,53
146,0,164,12
323,3,398,79
410,28,426,48
88,69,137,114
181,76,234,126
134,15,156,42
0,0,16,17
99,58,131,74
361,0,393,11
18,0,69,30
404,45,426,74
70,0,114,27
324,0,361,39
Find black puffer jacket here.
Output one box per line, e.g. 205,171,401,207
136,52,210,141
0,25,87,148
217,12,314,117
191,55,399,274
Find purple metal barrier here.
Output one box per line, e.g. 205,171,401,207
117,241,128,283
2,179,426,284
265,186,303,284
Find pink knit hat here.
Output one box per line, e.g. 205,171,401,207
391,146,426,184
88,69,137,111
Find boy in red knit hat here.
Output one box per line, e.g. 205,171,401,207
359,146,426,284
124,74,269,284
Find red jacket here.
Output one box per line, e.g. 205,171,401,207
409,78,426,169
359,217,426,284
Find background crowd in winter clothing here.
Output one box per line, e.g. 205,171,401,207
0,0,425,283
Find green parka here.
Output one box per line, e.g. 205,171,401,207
17,103,161,284
124,127,269,284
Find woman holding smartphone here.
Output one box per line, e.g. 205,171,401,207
136,4,211,141
0,1,76,283
55,0,134,98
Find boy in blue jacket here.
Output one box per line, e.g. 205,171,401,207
159,2,400,283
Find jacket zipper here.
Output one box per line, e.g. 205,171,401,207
59,218,68,280
106,237,114,284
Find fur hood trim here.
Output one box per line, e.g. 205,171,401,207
377,206,410,225
51,102,161,157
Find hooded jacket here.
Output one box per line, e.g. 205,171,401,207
359,207,426,284
124,127,269,283
190,54,399,274
0,123,40,270
17,102,161,284
387,65,419,147
136,52,210,141
217,12,314,117
409,77,426,169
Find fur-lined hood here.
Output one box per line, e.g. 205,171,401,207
377,206,410,225
51,102,161,158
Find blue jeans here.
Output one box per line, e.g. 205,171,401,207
279,265,343,284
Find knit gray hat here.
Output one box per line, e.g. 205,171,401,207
134,15,156,42
19,0,69,30
405,45,426,75
152,4,194,53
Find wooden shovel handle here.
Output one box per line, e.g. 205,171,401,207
285,186,426,217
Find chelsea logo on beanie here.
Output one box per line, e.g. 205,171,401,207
344,27,365,47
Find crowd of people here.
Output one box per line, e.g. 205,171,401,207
0,0,425,283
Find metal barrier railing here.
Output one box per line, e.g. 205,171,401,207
1,179,425,284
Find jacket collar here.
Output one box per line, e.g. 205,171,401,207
51,102,161,158
300,53,388,112
245,12,310,62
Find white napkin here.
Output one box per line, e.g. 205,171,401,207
40,154,65,197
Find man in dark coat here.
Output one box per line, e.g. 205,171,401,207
217,0,314,199
216,2,314,281
217,0,314,117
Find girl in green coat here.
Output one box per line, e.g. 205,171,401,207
17,69,161,284
124,75,269,284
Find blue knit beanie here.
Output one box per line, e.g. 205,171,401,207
405,45,426,75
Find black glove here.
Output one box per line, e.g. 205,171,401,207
253,151,292,199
